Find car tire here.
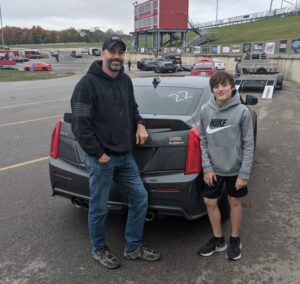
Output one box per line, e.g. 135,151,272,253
242,68,248,74
256,67,267,74
25,67,29,71
42,67,47,71
275,74,283,90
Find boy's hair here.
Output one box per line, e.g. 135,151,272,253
209,71,235,92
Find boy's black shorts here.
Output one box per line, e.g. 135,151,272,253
202,175,248,199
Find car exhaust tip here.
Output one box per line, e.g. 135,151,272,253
145,211,156,222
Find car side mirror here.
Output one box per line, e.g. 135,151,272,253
245,95,258,105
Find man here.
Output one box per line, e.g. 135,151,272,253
71,36,160,269
198,71,254,261
127,59,132,71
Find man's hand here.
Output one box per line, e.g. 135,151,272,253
98,153,111,163
136,123,149,145
204,172,217,188
235,178,248,190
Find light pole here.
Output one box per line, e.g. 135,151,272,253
269,0,274,11
216,0,219,22
0,3,5,48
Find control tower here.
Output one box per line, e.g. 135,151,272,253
132,0,189,52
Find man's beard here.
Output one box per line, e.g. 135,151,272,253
108,59,123,72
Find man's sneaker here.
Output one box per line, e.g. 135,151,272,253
92,246,121,269
198,237,227,257
124,245,161,262
226,236,242,261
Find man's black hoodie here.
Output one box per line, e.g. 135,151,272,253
71,60,143,159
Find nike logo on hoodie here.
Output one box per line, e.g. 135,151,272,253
206,118,233,134
206,124,233,134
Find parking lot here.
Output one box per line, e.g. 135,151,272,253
0,53,300,283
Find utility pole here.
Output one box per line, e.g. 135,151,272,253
0,3,5,48
216,0,219,22
269,0,274,10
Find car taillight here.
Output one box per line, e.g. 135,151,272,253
185,127,202,175
50,120,62,159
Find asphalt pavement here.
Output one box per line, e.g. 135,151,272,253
0,53,300,283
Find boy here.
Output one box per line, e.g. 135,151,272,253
198,71,254,261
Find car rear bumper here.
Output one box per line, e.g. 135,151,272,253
49,157,207,220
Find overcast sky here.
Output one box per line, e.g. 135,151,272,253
1,0,288,34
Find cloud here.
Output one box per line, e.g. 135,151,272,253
1,0,286,34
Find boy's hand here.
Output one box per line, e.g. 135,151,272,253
136,123,149,145
235,178,248,190
204,172,217,187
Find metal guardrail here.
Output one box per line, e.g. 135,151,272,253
190,7,300,30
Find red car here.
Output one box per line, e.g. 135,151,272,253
191,58,216,77
24,62,52,71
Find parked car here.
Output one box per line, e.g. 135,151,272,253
213,58,225,70
24,62,52,71
88,48,101,56
175,64,194,72
235,52,283,91
0,66,18,71
140,59,157,71
137,58,154,70
163,55,182,65
49,76,258,220
70,50,82,58
28,54,43,59
10,56,29,63
154,60,176,73
191,58,217,77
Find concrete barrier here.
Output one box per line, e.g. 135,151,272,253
125,53,300,84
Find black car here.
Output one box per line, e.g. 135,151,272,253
49,76,257,220
140,59,157,71
28,54,43,59
154,60,176,73
137,58,154,70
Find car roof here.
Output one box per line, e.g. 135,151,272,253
132,76,210,89
158,60,173,63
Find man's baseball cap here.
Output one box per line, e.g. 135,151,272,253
102,36,126,51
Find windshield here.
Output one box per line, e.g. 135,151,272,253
134,86,203,115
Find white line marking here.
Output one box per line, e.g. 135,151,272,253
0,98,69,110
0,115,62,127
0,86,72,92
0,156,49,172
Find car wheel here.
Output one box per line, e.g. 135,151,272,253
242,68,248,74
25,67,29,71
42,67,47,71
256,67,267,74
275,74,283,90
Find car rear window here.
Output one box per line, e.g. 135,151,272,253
134,86,204,115
194,63,214,69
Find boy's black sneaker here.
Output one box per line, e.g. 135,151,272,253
92,246,121,269
198,237,227,257
226,236,242,261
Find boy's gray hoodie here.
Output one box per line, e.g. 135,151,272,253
199,90,254,180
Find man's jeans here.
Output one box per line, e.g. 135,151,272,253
84,153,148,253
